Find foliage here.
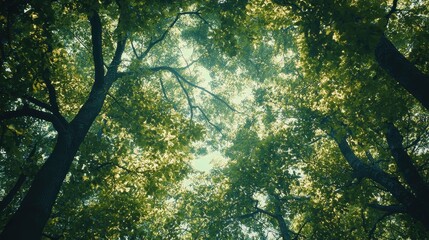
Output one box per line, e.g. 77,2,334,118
1,0,429,239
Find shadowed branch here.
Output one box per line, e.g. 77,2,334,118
150,66,238,112
132,11,207,60
0,105,66,132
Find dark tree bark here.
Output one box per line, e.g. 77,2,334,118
273,1,429,111
255,201,291,240
0,132,75,239
0,10,126,239
276,214,291,240
273,195,291,240
375,35,429,111
332,133,429,230
386,123,429,201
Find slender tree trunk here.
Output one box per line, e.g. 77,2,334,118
276,215,291,240
375,35,429,111
0,83,112,239
271,195,291,240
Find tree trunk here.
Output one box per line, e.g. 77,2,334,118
276,215,291,240
334,136,429,230
385,123,429,202
0,9,125,238
0,133,75,239
0,81,112,239
375,35,429,111
0,88,111,239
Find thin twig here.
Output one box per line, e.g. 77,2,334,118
194,106,222,133
106,92,132,118
150,66,238,112
135,11,204,60
368,212,396,239
175,75,194,120
159,78,171,102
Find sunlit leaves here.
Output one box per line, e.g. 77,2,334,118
2,0,429,238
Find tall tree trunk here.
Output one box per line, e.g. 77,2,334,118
0,9,126,238
0,133,75,239
0,79,115,239
375,35,429,111
0,86,112,239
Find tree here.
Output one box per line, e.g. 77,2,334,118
222,126,311,240
271,0,429,110
0,0,237,238
2,0,429,238
172,0,429,235
227,0,429,233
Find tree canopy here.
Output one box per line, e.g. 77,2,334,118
1,0,428,239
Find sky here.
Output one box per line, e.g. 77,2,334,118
191,150,223,172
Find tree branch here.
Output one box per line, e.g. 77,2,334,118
367,212,396,239
0,144,37,212
107,13,127,79
108,37,127,75
134,11,205,60
368,203,406,213
194,106,222,133
88,10,105,86
404,126,427,150
385,122,429,201
41,69,60,114
175,58,199,70
0,106,65,132
105,4,128,82
386,0,399,21
293,220,308,240
328,127,429,229
38,10,62,116
234,210,260,221
23,95,53,112
159,78,170,102
150,66,238,112
255,206,278,219
106,92,132,118
375,34,429,111
22,96,68,127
